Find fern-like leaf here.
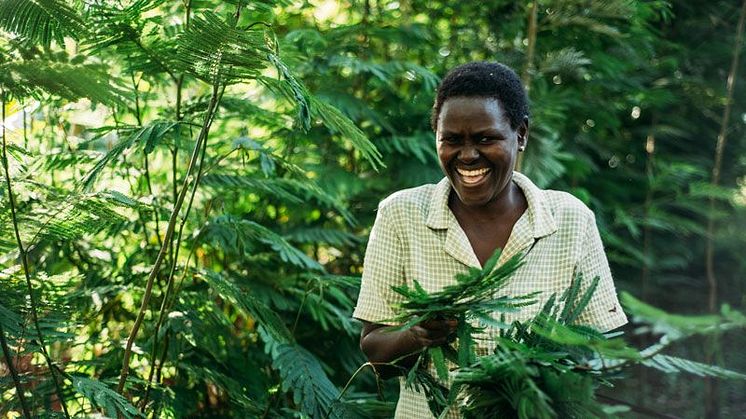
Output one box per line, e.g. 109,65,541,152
266,53,312,131
80,121,180,190
273,343,348,419
175,11,270,83
643,354,746,380
28,190,147,243
310,96,384,170
196,269,293,344
540,47,592,78
0,0,85,48
621,292,744,340
1,61,128,105
199,215,324,271
72,376,142,419
205,166,356,225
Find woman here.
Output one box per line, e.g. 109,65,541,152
353,62,627,418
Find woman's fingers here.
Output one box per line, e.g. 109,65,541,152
421,318,458,332
410,319,459,347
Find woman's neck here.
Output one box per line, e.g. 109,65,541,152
449,181,526,223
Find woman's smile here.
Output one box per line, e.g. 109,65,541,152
455,166,491,185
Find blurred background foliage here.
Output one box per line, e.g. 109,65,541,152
0,0,744,417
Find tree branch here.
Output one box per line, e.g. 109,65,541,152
2,91,70,418
0,322,31,419
116,82,222,395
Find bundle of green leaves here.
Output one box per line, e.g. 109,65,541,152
386,250,538,415
451,274,638,419
388,250,746,419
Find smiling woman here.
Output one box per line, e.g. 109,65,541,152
352,62,628,419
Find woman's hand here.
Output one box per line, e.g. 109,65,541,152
359,318,457,379
408,318,458,348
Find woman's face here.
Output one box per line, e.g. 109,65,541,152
435,96,527,208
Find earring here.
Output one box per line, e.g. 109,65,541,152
519,146,525,152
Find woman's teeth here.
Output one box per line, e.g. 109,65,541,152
456,168,490,184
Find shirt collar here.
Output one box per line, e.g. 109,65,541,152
425,171,557,239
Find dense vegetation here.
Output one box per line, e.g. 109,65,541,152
1,0,745,417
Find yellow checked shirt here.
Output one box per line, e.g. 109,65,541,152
352,172,628,419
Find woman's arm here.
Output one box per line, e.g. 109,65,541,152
573,210,628,332
360,319,457,379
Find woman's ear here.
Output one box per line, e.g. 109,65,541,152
517,116,529,150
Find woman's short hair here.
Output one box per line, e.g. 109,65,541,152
431,62,529,131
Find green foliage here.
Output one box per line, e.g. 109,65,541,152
273,343,348,419
623,291,746,338
0,0,85,48
81,121,181,190
390,250,536,330
1,0,745,417
0,61,128,105
199,215,324,271
31,190,146,242
196,269,294,344
392,256,746,418
175,11,270,83
309,96,385,170
642,354,746,380
72,376,142,419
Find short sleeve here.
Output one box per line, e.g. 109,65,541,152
352,204,406,325
574,212,628,332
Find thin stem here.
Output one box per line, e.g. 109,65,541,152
131,71,162,247
0,322,32,418
22,108,27,149
521,1,538,89
704,4,746,416
169,77,184,277
706,0,746,313
184,0,192,29
143,153,163,251
172,0,191,274
117,83,222,395
322,362,380,419
139,85,226,408
131,73,142,126
2,91,70,418
291,289,310,336
138,244,195,410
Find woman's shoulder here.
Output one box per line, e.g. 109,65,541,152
541,188,594,222
378,182,440,214
514,172,593,223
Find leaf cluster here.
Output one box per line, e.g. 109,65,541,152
389,250,536,331
391,254,746,419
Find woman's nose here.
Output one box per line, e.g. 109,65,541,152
458,144,479,162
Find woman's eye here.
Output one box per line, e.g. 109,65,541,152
479,137,496,144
